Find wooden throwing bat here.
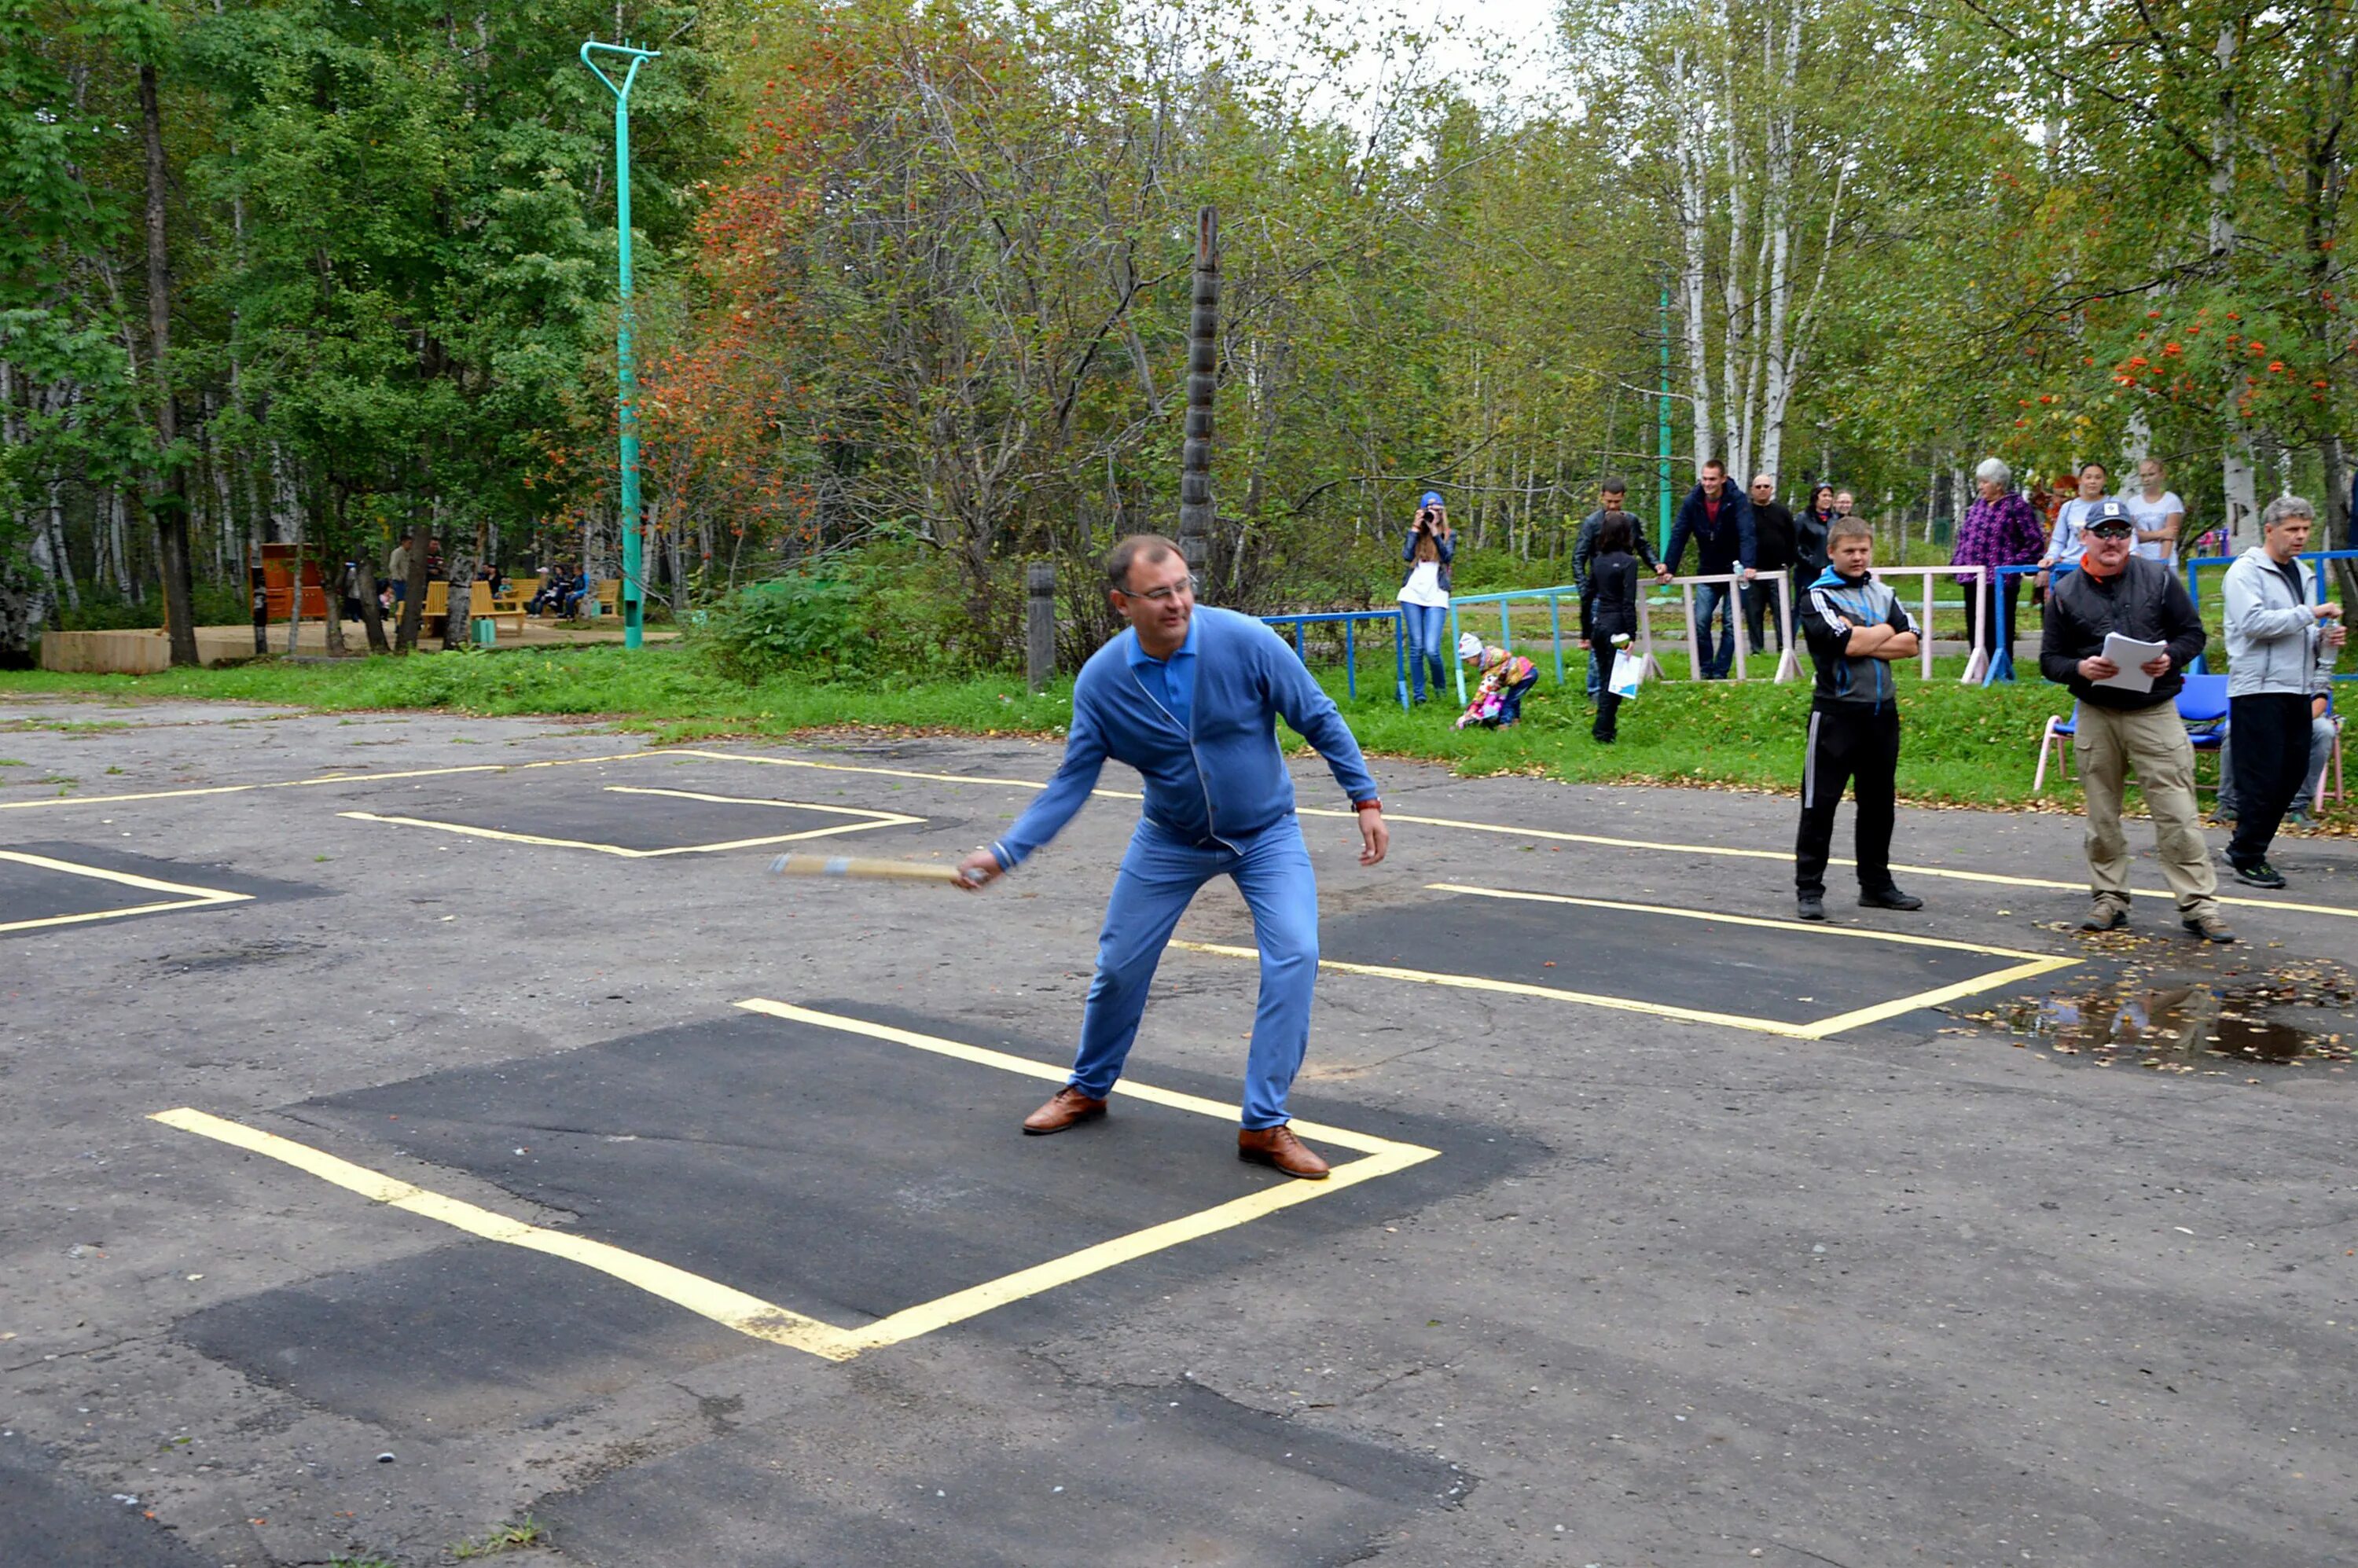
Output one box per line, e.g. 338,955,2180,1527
768,853,975,887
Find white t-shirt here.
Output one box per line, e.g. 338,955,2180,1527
1398,560,1449,608
2119,488,2185,564
2048,497,2102,566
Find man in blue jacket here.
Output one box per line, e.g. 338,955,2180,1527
957,534,1389,1179
1655,458,1757,679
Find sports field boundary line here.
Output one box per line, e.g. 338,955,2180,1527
2,848,253,934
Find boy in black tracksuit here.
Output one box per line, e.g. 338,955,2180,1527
1794,523,1923,921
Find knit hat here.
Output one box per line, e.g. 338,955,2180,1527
1457,631,1483,661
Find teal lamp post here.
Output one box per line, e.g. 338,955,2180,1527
582,39,659,648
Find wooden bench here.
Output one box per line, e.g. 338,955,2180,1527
468,580,524,641
593,579,621,619
489,576,541,618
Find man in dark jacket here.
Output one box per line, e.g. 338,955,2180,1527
2037,500,2228,941
1793,517,1923,921
1743,472,1796,654
1572,478,1658,696
1656,459,1756,678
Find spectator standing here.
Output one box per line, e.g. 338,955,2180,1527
1573,479,1658,698
386,541,411,606
1744,473,1797,654
1657,458,1756,679
2037,500,2229,938
2220,495,2347,887
1952,457,2048,672
2040,461,2109,584
2120,457,2187,565
1793,517,1923,921
2215,689,2340,827
1582,514,1642,743
1397,492,1455,703
1794,484,1836,588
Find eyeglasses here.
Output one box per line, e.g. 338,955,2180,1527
1117,575,1197,604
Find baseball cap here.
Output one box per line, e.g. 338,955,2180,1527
2084,499,2135,535
1420,491,1445,508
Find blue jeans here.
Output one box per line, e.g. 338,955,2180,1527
1401,603,1449,702
1692,581,1736,678
1069,816,1320,1129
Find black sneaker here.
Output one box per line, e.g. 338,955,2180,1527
1795,894,1827,922
2081,902,2129,932
1858,887,1924,911
2229,858,2286,890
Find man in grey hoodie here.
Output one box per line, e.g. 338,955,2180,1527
2220,495,2347,887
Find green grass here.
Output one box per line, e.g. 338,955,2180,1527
0,641,2100,810
451,1515,547,1557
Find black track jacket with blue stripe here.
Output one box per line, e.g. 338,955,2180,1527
1798,566,1915,711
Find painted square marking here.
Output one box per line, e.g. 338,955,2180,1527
341,786,922,857
1176,883,2079,1040
1,848,253,935
152,1001,1435,1361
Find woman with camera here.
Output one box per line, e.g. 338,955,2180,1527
1398,490,1455,703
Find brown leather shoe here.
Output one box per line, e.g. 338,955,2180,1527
1023,1085,1107,1135
1237,1125,1329,1180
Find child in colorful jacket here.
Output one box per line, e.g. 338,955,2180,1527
1455,634,1540,729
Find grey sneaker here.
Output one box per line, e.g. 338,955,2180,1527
2181,913,2237,944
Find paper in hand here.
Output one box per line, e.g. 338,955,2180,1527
2093,631,2168,692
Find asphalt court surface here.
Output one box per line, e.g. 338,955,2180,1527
9,708,2358,1567
167,1001,1500,1427
1289,884,2076,1035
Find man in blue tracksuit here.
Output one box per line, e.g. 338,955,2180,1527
957,534,1389,1179
1656,458,1757,678
1794,518,1924,922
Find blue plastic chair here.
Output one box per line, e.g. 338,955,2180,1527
2035,672,2233,795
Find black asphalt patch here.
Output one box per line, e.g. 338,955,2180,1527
0,840,306,936
537,1372,1466,1568
365,776,920,854
173,1004,1524,1434
1320,890,2021,1026
0,1432,213,1567
178,1241,753,1434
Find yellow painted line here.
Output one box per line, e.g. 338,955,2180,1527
603,785,920,818
1426,883,2062,962
1170,941,1827,1038
674,750,2358,921
1803,954,2081,1037
0,752,660,812
338,806,916,858
670,747,1148,804
733,999,1412,1158
1171,939,2075,1041
156,1004,1438,1363
733,1000,1437,1353
836,1141,1432,1353
0,848,252,934
149,1107,858,1361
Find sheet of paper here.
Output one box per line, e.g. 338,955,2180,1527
2093,631,2168,692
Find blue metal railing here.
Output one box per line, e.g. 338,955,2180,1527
1444,582,1584,703
1261,609,1411,707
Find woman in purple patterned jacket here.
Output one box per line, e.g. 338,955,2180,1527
1952,457,2048,669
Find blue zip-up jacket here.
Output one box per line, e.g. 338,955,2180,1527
1798,565,1915,710
990,607,1381,869
1662,484,1756,576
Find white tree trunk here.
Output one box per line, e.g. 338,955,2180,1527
1673,45,1716,477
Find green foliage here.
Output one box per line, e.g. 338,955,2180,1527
452,1515,547,1558
695,546,1001,682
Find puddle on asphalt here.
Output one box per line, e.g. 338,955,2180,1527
1941,962,2356,1078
